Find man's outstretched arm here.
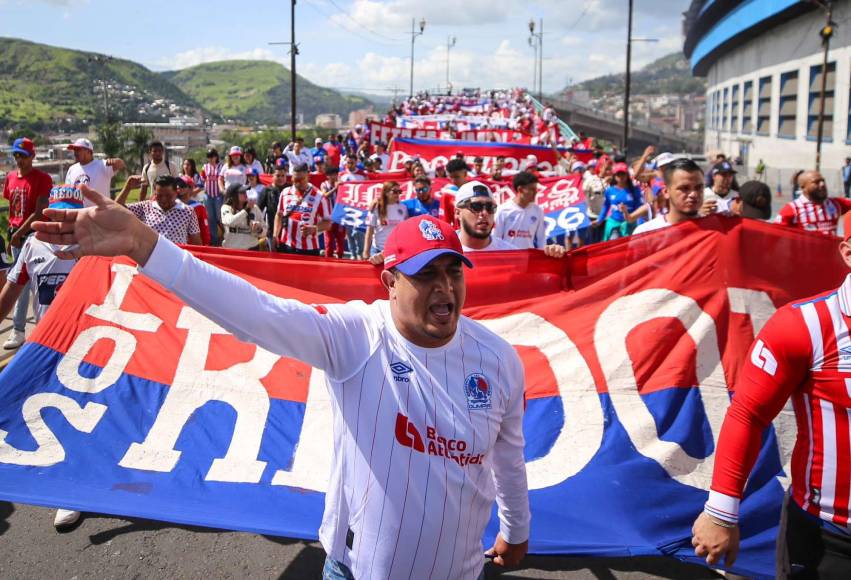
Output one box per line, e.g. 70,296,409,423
32,185,377,381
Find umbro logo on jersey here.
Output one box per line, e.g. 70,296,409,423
464,373,492,410
390,361,413,382
839,346,851,360
750,339,778,376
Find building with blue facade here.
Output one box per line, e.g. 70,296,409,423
685,0,851,192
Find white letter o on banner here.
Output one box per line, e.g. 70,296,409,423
57,326,137,394
479,312,603,490
594,289,729,490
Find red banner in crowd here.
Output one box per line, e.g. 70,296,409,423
388,137,565,173
455,129,532,143
0,217,844,580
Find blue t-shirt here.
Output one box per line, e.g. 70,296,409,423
402,198,440,218
597,186,642,223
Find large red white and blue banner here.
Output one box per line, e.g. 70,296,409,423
367,121,530,146
329,175,589,238
0,217,842,579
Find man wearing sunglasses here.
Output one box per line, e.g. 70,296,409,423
455,181,565,258
402,176,440,219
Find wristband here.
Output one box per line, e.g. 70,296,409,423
704,511,737,528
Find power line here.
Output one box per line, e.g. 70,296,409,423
305,0,403,46
322,0,404,41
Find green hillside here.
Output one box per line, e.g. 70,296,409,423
0,37,203,130
566,52,706,97
163,60,373,125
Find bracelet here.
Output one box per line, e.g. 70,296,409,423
705,512,737,528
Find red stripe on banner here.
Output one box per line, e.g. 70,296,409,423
25,216,848,408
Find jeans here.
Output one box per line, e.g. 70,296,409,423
322,558,355,580
10,239,30,333
345,227,365,260
204,195,224,246
322,557,485,579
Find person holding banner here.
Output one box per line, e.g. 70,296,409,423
692,212,851,578
594,163,643,241
455,181,565,258
361,181,408,259
32,192,530,580
402,176,440,219
275,164,332,256
0,184,84,528
493,171,547,250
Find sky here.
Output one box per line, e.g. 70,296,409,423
1,0,690,97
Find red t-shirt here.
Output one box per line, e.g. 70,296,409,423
323,143,342,169
189,202,211,245
2,169,53,229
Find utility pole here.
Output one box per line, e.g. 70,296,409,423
815,0,835,171
623,0,633,156
409,18,426,98
269,1,299,142
446,36,456,94
88,55,113,122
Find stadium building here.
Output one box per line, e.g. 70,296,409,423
684,0,851,193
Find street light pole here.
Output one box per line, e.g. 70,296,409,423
446,36,456,93
815,0,834,171
623,0,633,156
409,18,426,98
528,20,543,100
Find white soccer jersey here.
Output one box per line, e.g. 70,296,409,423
493,199,546,249
7,237,77,321
141,238,530,580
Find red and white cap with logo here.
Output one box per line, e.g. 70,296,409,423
383,215,473,275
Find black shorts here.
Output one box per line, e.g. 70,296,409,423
784,499,851,579
280,246,320,257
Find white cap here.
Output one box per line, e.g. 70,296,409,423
571,160,587,171
653,152,680,169
67,138,93,151
455,180,494,205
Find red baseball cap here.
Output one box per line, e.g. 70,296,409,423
383,215,473,275
613,162,629,174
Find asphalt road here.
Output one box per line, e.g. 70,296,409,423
0,502,723,580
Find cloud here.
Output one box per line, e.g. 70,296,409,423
153,47,282,71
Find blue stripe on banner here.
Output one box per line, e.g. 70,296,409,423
0,343,324,539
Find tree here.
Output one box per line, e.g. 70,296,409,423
122,126,153,172
95,122,124,158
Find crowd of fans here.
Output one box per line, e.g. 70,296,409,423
0,91,845,353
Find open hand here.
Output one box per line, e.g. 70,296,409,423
30,185,158,265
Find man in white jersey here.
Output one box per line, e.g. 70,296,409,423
0,184,82,530
455,181,565,257
493,171,547,249
633,158,705,235
702,161,739,215
33,189,531,580
64,138,124,205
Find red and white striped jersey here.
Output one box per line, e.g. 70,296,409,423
708,274,851,529
776,196,851,236
276,185,331,251
140,237,530,580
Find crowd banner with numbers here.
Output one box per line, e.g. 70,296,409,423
329,175,588,238
0,216,844,579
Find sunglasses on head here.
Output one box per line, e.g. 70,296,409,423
464,201,496,214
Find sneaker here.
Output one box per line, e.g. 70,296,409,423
53,509,81,530
2,330,25,350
